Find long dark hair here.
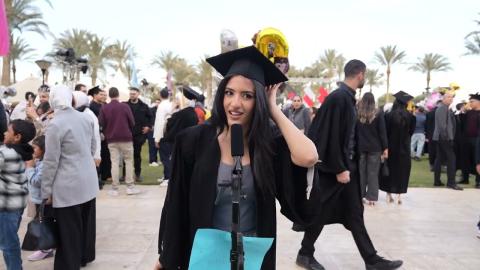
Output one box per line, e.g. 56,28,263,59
210,75,275,196
391,100,410,127
357,92,377,124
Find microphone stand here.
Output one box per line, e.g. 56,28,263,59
230,155,244,270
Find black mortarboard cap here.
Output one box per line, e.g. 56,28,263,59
393,91,413,104
206,46,288,86
87,86,101,96
182,86,202,101
469,92,480,101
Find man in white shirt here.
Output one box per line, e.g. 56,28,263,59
153,88,173,184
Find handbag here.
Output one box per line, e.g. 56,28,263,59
22,201,58,251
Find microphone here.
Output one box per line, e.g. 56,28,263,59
231,124,244,157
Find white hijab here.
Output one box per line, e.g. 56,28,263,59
49,85,73,112
72,91,89,109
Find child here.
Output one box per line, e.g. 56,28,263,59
25,135,54,261
0,119,36,270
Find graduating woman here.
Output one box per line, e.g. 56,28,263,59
154,46,318,269
380,91,416,204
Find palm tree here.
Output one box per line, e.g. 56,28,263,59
151,51,179,75
374,45,406,103
464,34,480,56
9,36,35,83
197,56,213,105
409,53,451,92
302,60,324,78
2,0,51,85
319,49,344,89
335,55,346,81
172,58,197,86
85,33,114,85
365,69,384,93
53,29,90,58
110,40,135,78
151,51,180,95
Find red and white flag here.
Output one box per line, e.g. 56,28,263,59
0,0,10,56
303,83,315,107
317,86,329,104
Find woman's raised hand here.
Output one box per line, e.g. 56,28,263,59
265,83,282,115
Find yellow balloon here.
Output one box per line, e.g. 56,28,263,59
255,27,289,62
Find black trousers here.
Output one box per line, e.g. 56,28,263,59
54,199,96,270
159,139,173,179
434,140,456,186
299,172,378,264
99,140,111,180
428,140,437,168
462,138,480,184
133,135,147,177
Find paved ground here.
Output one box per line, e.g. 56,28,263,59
1,187,479,270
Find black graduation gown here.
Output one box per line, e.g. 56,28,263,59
454,113,469,171
163,107,199,143
158,124,309,269
379,109,416,194
307,84,361,229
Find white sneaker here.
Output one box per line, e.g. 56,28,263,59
149,162,159,167
126,187,141,195
160,179,169,187
157,177,165,183
108,189,119,196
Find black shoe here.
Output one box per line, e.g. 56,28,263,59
366,257,403,270
413,156,421,161
135,175,143,182
447,184,463,190
434,182,445,187
296,253,325,270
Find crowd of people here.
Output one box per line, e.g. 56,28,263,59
0,45,478,270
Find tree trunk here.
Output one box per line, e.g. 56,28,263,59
91,68,97,86
1,56,11,85
385,65,391,103
426,71,431,94
12,59,16,83
1,0,12,86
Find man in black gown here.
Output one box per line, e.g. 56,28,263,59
296,60,403,270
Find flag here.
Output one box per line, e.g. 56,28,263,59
317,86,329,104
287,91,296,100
303,83,315,107
128,50,139,87
0,0,10,56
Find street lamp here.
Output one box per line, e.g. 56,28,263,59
35,59,52,85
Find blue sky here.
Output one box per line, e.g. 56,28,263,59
12,0,480,99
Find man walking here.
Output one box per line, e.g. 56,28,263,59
153,88,173,183
99,87,140,196
433,92,463,190
126,87,153,182
296,60,403,270
411,106,427,161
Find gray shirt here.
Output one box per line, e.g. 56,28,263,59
41,108,99,208
213,162,256,234
433,103,456,141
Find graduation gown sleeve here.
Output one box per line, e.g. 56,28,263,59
308,93,350,174
158,129,196,269
273,136,310,225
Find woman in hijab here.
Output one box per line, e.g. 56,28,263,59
73,91,101,167
41,85,99,270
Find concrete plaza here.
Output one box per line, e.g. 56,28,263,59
2,187,479,270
